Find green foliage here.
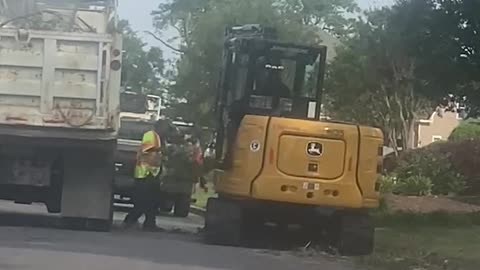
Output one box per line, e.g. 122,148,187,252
328,0,480,151
118,20,165,94
393,175,433,196
326,3,435,152
378,175,396,194
444,139,480,195
393,145,466,195
449,121,480,142
152,0,358,124
386,140,480,195
417,0,480,117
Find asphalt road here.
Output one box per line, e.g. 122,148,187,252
0,201,359,270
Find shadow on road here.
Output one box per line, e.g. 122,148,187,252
0,203,332,256
198,224,332,253
0,207,349,270
0,211,63,229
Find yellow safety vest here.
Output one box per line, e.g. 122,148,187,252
134,130,162,179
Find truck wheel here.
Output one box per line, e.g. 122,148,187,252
46,159,63,214
160,200,174,213
204,197,242,246
173,194,190,217
330,211,374,256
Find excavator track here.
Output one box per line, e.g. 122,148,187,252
204,197,243,246
329,211,375,256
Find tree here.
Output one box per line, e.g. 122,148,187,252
119,20,165,95
151,0,359,125
327,0,480,152
278,0,359,36
327,4,435,152
416,0,480,117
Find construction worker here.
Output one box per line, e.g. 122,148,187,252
123,120,167,231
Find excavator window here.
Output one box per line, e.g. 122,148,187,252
214,28,327,165
220,44,326,121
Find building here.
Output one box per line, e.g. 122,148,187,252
414,108,462,148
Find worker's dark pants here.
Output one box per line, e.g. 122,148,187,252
124,175,159,228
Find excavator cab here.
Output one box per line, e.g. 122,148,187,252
206,25,383,256
215,25,327,165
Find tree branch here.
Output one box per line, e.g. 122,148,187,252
144,31,186,54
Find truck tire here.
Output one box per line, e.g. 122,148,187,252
204,197,242,246
160,200,174,213
173,194,190,217
330,211,374,256
46,159,63,214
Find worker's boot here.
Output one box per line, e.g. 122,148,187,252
122,214,137,229
143,215,163,232
122,214,141,229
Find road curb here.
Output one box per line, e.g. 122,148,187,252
190,206,206,217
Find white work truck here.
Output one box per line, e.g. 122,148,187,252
0,0,122,230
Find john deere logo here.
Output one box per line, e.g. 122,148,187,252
307,142,323,157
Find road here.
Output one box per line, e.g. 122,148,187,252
0,201,358,270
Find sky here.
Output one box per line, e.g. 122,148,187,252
118,0,395,58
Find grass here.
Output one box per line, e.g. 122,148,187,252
192,182,216,209
360,226,480,270
373,211,480,228
358,212,480,270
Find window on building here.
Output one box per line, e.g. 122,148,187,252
432,135,442,142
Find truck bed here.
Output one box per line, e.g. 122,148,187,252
0,28,119,140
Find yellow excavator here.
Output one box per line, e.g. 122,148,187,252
205,24,383,255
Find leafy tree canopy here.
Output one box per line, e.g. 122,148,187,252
152,0,358,125
119,20,165,95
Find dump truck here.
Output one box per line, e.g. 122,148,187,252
0,0,122,230
204,25,384,255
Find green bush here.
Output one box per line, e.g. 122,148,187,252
378,175,396,194
393,175,433,196
391,143,466,195
384,139,480,195
446,139,480,195
449,121,480,142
